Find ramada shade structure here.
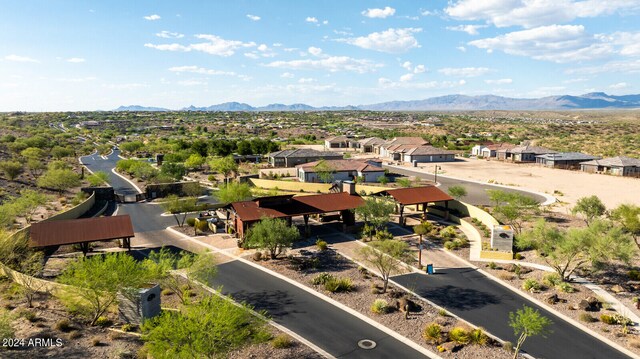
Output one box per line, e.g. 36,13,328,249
29,215,135,255
377,186,454,225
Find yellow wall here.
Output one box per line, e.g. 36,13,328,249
480,251,514,260
449,200,500,228
355,184,392,194
250,178,332,193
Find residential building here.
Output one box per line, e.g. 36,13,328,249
383,144,455,163
481,143,516,158
535,152,600,169
324,136,357,149
379,137,429,158
357,137,386,153
471,145,487,157
267,148,343,167
296,159,385,183
580,156,640,177
497,145,557,162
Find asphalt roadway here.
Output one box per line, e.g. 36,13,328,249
384,163,548,206
80,152,430,359
392,269,631,359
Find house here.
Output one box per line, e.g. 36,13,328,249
357,137,386,153
324,136,357,149
481,143,516,158
471,145,487,157
379,137,429,158
580,156,640,177
383,145,455,163
296,159,385,183
267,148,343,167
535,152,600,169
497,145,556,162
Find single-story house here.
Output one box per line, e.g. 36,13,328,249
296,159,385,183
267,148,343,167
383,145,455,163
379,137,429,158
580,156,640,177
471,145,487,157
324,136,357,149
535,152,600,169
480,143,516,158
497,145,557,162
358,137,386,153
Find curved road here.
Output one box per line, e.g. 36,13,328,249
80,152,431,359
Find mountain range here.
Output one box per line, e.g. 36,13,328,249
115,92,640,112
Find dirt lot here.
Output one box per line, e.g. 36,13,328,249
416,159,640,211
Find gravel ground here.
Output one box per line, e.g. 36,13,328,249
253,248,515,358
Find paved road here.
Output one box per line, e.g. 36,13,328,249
80,149,140,196
80,153,431,359
384,164,548,206
392,269,630,359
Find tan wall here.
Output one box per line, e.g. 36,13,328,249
259,168,297,178
46,192,96,222
250,178,332,193
480,251,514,260
448,200,500,228
355,184,392,194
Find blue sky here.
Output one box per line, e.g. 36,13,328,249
1,0,639,111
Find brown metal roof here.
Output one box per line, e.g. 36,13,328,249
29,215,135,248
230,192,364,222
382,186,453,205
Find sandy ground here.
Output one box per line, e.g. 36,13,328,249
416,159,640,211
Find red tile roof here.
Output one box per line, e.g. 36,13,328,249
29,215,134,248
297,159,383,173
382,186,453,205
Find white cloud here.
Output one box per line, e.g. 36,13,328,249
323,20,329,25
485,78,513,84
563,78,588,83
566,59,640,74
244,53,260,59
280,72,295,78
362,6,396,18
143,14,161,21
399,73,414,82
445,0,640,28
4,54,39,63
265,56,382,74
306,17,318,23
413,64,426,74
457,46,467,52
446,24,488,36
168,65,236,76
308,47,323,56
145,34,256,57
178,80,207,86
66,57,85,63
527,86,566,97
298,78,315,83
257,44,269,52
378,78,466,89
438,67,492,77
102,83,149,89
338,28,422,53
401,61,412,71
57,76,96,82
609,82,630,89
420,9,436,16
468,25,614,63
156,31,184,39
247,14,261,21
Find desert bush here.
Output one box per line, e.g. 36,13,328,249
316,239,328,252
109,331,123,340
136,346,150,359
271,334,293,349
68,330,81,339
438,309,448,317
449,327,470,344
17,309,38,322
95,316,113,327
55,319,73,332
161,288,173,296
628,269,640,281
543,273,562,287
370,299,389,314
311,273,335,286
91,337,101,346
422,323,443,344
444,241,456,250
579,313,597,323
186,218,196,227
440,226,457,239
557,282,575,293
469,328,489,346
252,252,262,261
499,273,515,281
121,323,135,332
522,279,542,291
600,314,617,325
324,277,354,293
514,253,524,260
503,341,513,353
487,262,498,270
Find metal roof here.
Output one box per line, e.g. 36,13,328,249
29,215,135,248
535,152,600,161
382,186,453,205
268,148,342,158
580,156,640,167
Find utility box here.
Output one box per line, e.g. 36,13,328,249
156,154,164,166
491,225,514,252
118,284,161,325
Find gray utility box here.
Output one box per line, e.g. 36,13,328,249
491,225,514,252
118,284,161,325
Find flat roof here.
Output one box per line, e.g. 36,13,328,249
30,215,134,248
381,186,453,205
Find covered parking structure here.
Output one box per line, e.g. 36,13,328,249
377,186,453,225
29,215,135,255
226,192,364,239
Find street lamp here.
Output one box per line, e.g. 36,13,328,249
434,165,442,184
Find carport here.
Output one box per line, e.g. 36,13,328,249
378,186,453,225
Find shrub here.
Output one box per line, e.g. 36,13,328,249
522,279,541,291
449,327,470,344
91,337,101,346
109,331,123,340
324,277,354,293
137,346,150,359
121,323,135,332
68,330,81,339
440,226,457,239
503,341,513,353
543,273,562,287
271,334,294,349
600,314,617,325
499,273,515,281
557,282,575,293
161,288,173,296
252,251,263,261
469,328,489,346
487,262,498,270
579,313,597,323
422,323,443,344
55,319,73,332
18,309,38,322
444,241,456,250
311,273,335,286
186,218,196,227
316,239,328,252
370,299,389,314
438,309,448,317
628,269,640,281
95,316,113,327
514,253,524,260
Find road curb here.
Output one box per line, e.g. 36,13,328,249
110,168,143,194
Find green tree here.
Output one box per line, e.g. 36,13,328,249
244,217,300,259
51,146,74,159
359,240,411,293
572,195,606,225
57,252,155,325
0,309,14,341
0,160,23,180
314,160,335,183
214,182,252,203
160,162,186,181
119,141,144,155
377,175,389,185
447,185,468,201
209,156,238,184
161,195,199,227
11,190,49,223
354,197,395,240
26,159,45,178
86,171,110,186
20,147,46,161
413,221,434,268
488,190,539,234
11,251,45,308
184,153,205,171
141,294,268,359
518,219,636,281
610,204,640,250
509,306,553,359
396,178,412,188
37,169,80,193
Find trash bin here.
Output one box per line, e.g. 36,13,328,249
426,264,434,275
